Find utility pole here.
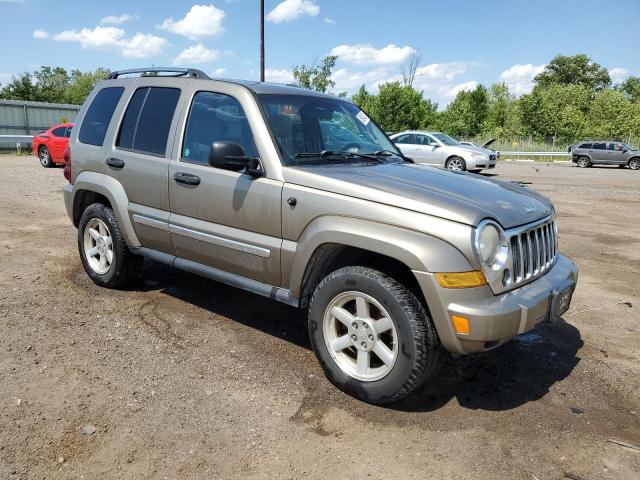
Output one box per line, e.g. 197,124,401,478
260,0,265,82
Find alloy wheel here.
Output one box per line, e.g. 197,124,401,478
39,147,50,167
323,291,398,382
447,158,464,171
630,158,640,170
83,218,114,274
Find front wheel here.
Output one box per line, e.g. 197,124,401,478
576,156,590,168
629,158,640,170
445,156,466,171
78,203,140,288
308,266,440,404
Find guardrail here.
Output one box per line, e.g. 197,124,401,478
0,135,34,153
501,151,571,157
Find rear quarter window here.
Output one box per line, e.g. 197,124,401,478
116,87,181,156
79,87,124,146
579,143,592,149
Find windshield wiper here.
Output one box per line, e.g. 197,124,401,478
294,150,387,163
366,149,413,163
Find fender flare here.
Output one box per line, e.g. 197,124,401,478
70,171,140,247
287,215,473,298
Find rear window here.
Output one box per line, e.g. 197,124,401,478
117,87,181,156
579,143,592,149
52,126,67,137
593,143,606,150
79,87,124,146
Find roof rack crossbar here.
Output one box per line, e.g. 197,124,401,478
108,68,210,80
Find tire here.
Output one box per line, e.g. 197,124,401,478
629,158,640,170
78,203,140,288
445,156,466,171
38,145,53,168
308,266,440,404
576,156,590,168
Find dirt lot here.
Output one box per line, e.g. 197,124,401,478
0,155,638,480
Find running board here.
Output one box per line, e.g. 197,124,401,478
132,247,299,308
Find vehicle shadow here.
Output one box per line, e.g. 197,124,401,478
133,259,311,349
392,319,583,412
132,260,582,413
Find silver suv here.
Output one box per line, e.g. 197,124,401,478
390,131,498,172
63,68,578,404
570,141,640,169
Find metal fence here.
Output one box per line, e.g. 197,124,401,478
0,99,80,149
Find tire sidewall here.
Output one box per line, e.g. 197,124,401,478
577,157,590,168
78,204,123,287
308,269,425,403
629,158,640,170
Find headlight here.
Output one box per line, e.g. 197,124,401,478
474,220,508,270
471,153,488,159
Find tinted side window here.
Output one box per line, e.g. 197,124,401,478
182,91,258,165
79,87,124,146
593,143,606,150
394,134,413,144
117,87,181,156
579,143,592,149
52,126,67,137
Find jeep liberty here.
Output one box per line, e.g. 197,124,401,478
63,68,578,404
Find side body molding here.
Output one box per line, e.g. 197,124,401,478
286,215,474,298
68,171,141,247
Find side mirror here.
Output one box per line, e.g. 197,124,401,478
622,148,629,153
208,141,263,177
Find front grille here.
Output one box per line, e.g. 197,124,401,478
508,218,557,286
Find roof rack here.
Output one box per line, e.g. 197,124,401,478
108,68,210,80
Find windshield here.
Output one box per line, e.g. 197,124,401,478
259,94,402,166
432,132,461,146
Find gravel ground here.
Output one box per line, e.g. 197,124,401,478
0,155,638,480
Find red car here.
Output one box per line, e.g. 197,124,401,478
32,123,74,168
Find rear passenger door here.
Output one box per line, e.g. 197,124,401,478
110,83,183,252
591,142,607,163
167,88,283,286
49,126,68,161
392,134,415,158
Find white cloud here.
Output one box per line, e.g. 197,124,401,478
609,67,629,84
0,73,12,85
415,62,473,81
267,0,319,23
53,26,166,58
329,44,415,66
323,16,336,24
32,29,49,39
173,44,219,65
499,63,545,95
265,68,294,83
447,81,479,97
159,4,225,40
212,67,227,76
100,14,137,25
331,68,399,92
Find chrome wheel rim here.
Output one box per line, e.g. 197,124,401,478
39,147,50,166
577,158,588,167
448,158,463,171
83,218,113,274
323,291,398,382
630,159,640,170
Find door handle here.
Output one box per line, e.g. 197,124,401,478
106,157,125,169
174,172,201,186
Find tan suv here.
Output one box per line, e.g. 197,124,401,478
63,68,578,404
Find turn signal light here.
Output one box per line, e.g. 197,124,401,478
434,271,487,288
451,315,470,335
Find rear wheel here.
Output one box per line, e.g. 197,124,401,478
629,158,640,170
576,156,590,168
308,266,440,404
78,203,140,288
446,156,466,171
39,146,53,168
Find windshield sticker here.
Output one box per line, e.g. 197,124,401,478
356,111,371,126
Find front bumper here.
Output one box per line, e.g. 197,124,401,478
415,255,579,354
466,157,497,170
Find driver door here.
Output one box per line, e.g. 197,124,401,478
168,89,283,286
414,134,444,165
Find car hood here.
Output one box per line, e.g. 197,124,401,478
447,144,495,156
283,163,553,229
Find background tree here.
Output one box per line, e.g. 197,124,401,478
400,50,422,88
617,76,640,103
292,55,337,93
64,68,111,104
438,85,489,137
534,54,611,91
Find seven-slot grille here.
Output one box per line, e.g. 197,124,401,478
509,218,557,286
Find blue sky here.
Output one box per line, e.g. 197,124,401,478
1,0,638,106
